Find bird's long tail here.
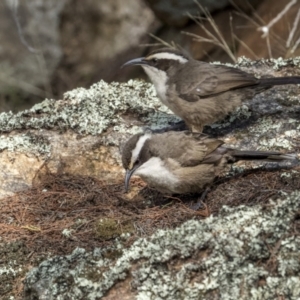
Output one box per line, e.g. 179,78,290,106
231,150,297,162
258,76,300,87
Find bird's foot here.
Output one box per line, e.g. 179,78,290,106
190,199,205,210
189,187,210,211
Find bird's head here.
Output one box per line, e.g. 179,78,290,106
121,132,153,192
122,48,190,91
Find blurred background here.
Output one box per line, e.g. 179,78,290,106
1,0,300,112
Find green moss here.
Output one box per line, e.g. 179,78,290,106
94,217,134,240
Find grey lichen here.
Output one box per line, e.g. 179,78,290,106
247,117,300,150
0,132,51,155
209,104,252,129
236,55,300,71
0,80,176,136
0,57,299,148
214,55,300,75
270,56,300,71
0,241,29,298
24,191,300,300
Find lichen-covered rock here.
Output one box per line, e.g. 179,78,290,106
0,80,174,135
0,57,299,198
0,80,178,198
24,191,300,300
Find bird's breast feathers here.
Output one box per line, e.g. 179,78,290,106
135,156,179,193
143,66,168,103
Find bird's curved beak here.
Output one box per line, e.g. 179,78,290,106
125,169,135,193
122,57,147,68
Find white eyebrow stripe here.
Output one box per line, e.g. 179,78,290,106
131,133,152,162
147,52,188,63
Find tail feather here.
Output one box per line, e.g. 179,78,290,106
231,150,297,162
259,76,300,87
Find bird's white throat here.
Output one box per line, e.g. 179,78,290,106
143,66,168,103
135,157,179,189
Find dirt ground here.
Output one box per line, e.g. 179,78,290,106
1,165,300,299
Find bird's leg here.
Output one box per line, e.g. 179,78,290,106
190,186,210,210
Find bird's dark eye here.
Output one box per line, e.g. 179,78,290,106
134,159,140,166
152,58,158,64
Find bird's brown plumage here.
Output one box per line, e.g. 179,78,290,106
124,48,300,132
122,131,296,194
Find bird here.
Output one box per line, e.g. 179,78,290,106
123,48,300,133
121,131,296,196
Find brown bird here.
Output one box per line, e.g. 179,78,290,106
122,131,296,195
123,48,300,132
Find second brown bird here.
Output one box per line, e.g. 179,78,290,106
122,131,296,194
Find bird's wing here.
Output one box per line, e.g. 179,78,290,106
151,132,224,167
175,63,259,102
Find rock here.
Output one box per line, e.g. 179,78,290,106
0,0,66,111
0,57,300,199
23,192,300,299
53,0,158,93
0,56,299,299
0,80,178,199
0,0,158,112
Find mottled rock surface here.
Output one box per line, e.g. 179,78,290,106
0,80,178,198
0,56,300,199
24,192,300,299
0,56,299,299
